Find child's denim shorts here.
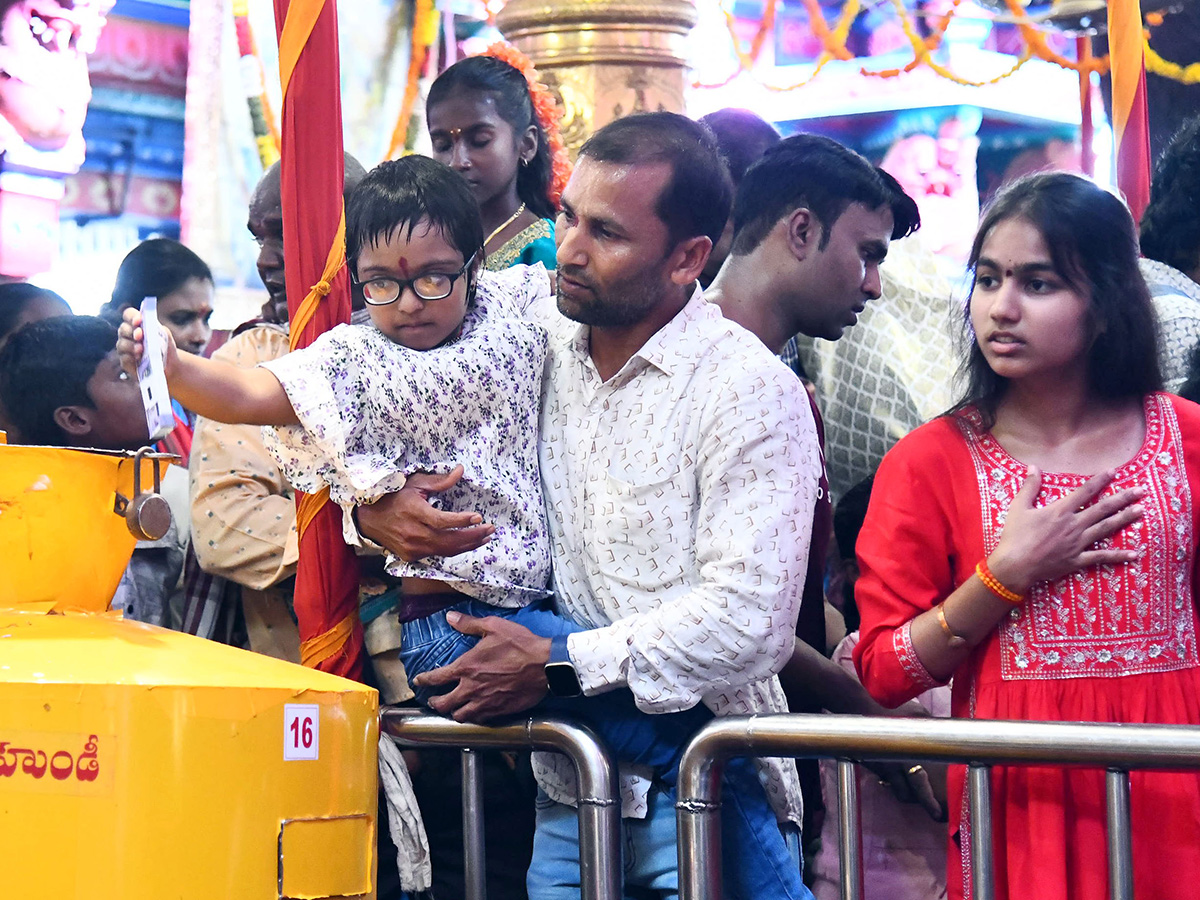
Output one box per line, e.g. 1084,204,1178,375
399,595,573,706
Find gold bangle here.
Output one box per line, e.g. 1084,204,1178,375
976,559,1024,605
936,602,968,649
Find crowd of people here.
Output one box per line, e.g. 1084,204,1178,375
4,40,1200,900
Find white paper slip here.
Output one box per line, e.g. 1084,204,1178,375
137,297,176,442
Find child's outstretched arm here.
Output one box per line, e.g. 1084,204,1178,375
116,308,299,426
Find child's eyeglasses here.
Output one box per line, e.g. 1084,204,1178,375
351,252,477,306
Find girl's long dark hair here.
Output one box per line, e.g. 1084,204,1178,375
952,172,1162,427
427,55,556,220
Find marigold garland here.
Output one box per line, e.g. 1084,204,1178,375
771,0,858,92
232,0,280,168
923,0,966,51
871,0,1032,85
1145,44,1200,84
693,0,857,91
696,0,1200,92
385,0,437,160
723,0,779,73
1001,0,1108,75
800,0,852,61
483,41,572,207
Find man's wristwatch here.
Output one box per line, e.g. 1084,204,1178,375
544,635,583,698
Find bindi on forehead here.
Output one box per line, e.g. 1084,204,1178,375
979,256,1056,279
397,257,409,276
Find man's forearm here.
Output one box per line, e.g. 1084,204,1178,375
778,638,891,716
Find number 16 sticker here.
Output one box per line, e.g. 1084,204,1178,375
284,704,320,760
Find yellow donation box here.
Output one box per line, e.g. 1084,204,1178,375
0,445,380,899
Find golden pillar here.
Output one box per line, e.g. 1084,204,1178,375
496,0,698,156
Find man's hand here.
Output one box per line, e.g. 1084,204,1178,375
858,698,947,821
356,466,495,562
413,612,552,723
863,759,946,822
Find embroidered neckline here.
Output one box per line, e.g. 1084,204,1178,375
957,393,1198,682
957,394,1162,487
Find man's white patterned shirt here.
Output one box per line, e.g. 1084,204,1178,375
526,285,821,823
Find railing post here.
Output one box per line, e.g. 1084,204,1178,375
381,711,621,900
1106,769,1134,900
836,760,863,900
461,749,486,900
677,732,727,900
967,764,994,900
562,718,622,900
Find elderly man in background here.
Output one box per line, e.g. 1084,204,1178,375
185,155,367,660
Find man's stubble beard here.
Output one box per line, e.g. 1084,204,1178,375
555,263,672,329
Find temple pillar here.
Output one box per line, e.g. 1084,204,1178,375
495,0,698,156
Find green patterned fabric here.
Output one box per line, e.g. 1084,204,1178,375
484,218,556,272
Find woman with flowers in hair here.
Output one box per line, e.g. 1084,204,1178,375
427,44,569,271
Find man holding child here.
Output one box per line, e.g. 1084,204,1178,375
361,113,821,898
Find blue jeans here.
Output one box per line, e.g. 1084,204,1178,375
528,785,680,899
400,599,811,900
526,787,812,900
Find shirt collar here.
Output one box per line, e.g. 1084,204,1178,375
632,284,707,377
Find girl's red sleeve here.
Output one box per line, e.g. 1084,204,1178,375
853,418,977,707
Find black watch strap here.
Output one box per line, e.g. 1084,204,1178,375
544,634,583,698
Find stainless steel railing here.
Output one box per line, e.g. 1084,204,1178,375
380,708,622,900
676,713,1200,900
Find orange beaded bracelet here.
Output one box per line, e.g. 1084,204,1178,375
976,559,1024,605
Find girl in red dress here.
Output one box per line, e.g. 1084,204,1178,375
854,171,1200,900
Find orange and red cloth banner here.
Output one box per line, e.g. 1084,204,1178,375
1107,0,1152,223
271,0,363,679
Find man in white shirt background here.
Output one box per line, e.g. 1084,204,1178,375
359,113,822,898
706,131,944,851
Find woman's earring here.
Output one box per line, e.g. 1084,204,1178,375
521,157,530,167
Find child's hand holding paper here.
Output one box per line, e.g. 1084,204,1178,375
119,298,176,442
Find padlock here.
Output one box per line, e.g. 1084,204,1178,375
122,448,172,541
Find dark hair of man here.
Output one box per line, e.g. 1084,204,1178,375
699,108,781,184
0,315,117,446
104,238,213,319
577,112,732,248
730,134,921,256
952,171,1162,428
345,156,485,286
0,283,67,341
427,55,556,220
1140,116,1200,277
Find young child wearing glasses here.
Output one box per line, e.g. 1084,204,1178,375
116,154,813,900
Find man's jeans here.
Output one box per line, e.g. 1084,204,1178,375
526,787,815,900
403,599,813,900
